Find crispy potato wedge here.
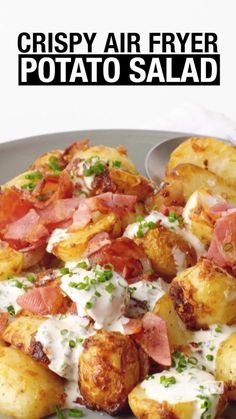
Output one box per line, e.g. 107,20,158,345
153,294,193,348
169,258,236,329
134,224,197,281
216,332,236,400
0,244,23,280
48,213,122,262
0,346,64,419
72,144,137,174
166,137,236,188
79,330,141,415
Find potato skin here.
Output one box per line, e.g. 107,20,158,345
169,258,236,329
50,213,122,262
153,294,193,348
79,330,141,415
0,346,64,419
0,244,23,280
216,332,236,400
134,224,196,281
166,137,236,188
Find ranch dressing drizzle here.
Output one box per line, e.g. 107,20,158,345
71,159,95,193
60,265,129,330
189,324,236,374
172,246,187,274
129,279,166,311
47,228,70,253
0,276,34,314
141,367,221,419
123,211,206,258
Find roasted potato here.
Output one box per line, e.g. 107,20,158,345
79,330,141,414
134,224,197,281
216,331,236,400
47,213,122,262
3,315,45,355
166,163,236,205
128,368,227,419
30,149,63,172
146,178,185,211
166,137,236,188
169,258,236,329
153,294,193,348
71,144,137,174
182,187,226,246
0,346,64,419
0,243,23,280
109,168,154,201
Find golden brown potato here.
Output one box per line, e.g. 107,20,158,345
128,368,227,419
0,346,64,419
134,224,197,281
153,294,193,348
169,258,236,329
109,168,154,201
79,330,141,415
72,144,137,174
182,187,225,246
30,149,63,171
48,213,122,262
0,243,23,280
166,163,236,206
147,163,236,212
3,315,45,355
216,331,236,400
166,137,236,188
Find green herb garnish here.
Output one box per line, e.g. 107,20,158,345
160,375,176,387
68,408,84,418
48,156,62,175
7,305,15,316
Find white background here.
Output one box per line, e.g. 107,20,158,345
0,0,235,142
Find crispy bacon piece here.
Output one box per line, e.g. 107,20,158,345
16,286,66,315
32,170,74,207
83,232,111,257
207,211,236,268
62,138,90,163
88,237,150,281
134,312,171,366
4,209,49,248
0,188,33,230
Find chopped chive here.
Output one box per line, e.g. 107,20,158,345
68,408,84,417
160,375,176,387
215,326,222,333
7,305,15,316
14,280,23,289
206,354,214,361
25,171,43,180
21,182,36,191
85,301,93,309
60,267,70,275
55,405,65,419
76,337,84,344
112,160,122,168
48,156,61,175
105,283,114,293
26,274,35,283
60,329,68,336
76,261,88,269
69,339,76,348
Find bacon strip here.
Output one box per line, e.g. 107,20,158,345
16,286,66,315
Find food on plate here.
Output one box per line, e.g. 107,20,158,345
0,346,64,419
169,258,236,329
0,136,235,419
166,136,236,187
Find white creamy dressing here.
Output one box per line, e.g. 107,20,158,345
172,246,187,274
47,228,70,253
0,276,34,314
123,210,206,259
36,314,94,407
129,279,166,311
189,324,236,374
72,159,96,193
36,315,92,380
141,367,221,419
60,265,129,329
